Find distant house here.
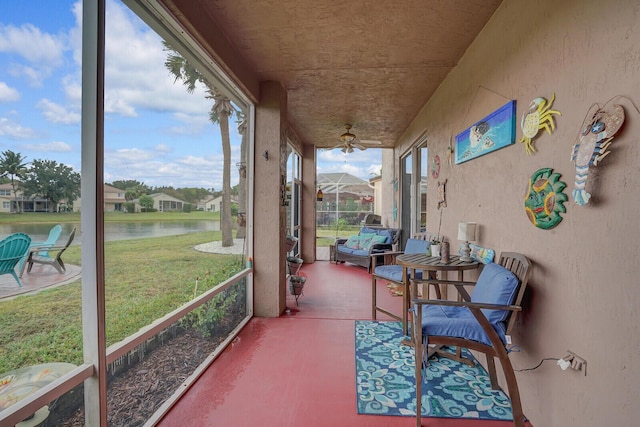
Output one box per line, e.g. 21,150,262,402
104,184,126,212
63,184,126,212
0,183,126,213
200,195,237,212
0,183,66,213
134,193,186,212
316,173,375,225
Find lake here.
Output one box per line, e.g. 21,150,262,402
0,220,221,244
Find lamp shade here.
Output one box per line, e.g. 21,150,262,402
457,222,477,241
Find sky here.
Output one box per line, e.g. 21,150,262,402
0,0,381,191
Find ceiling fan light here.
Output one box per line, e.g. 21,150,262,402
340,124,356,143
347,146,354,153
340,131,356,143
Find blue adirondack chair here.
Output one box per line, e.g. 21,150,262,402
18,224,63,271
0,233,32,287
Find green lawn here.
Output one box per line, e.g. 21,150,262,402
316,225,361,246
0,232,243,373
0,213,360,372
0,210,220,224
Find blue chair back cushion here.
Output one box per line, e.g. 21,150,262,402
404,238,429,254
471,262,519,323
360,227,393,244
373,265,422,283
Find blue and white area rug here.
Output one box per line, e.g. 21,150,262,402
355,320,514,420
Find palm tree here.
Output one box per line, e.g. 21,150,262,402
164,42,238,247
235,112,247,239
0,150,28,213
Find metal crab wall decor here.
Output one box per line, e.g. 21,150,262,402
519,93,562,155
570,102,625,206
524,168,568,230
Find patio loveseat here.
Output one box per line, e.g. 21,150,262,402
334,226,401,272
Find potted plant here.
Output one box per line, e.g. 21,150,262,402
430,238,441,257
289,275,306,295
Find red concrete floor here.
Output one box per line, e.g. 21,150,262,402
157,261,532,427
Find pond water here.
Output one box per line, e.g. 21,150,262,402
0,220,221,244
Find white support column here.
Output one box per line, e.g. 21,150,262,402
81,0,108,425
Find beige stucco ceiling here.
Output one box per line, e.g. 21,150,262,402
159,0,502,149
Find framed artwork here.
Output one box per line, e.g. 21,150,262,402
455,100,517,164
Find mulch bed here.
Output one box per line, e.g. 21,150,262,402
58,331,222,427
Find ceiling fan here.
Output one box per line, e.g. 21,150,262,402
330,124,382,153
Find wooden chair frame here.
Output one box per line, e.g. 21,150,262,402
411,252,532,427
371,233,439,324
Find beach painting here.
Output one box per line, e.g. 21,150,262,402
455,100,517,164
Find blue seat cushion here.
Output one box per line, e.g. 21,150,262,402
418,262,519,347
471,262,519,323
373,265,422,282
336,246,369,257
420,305,507,347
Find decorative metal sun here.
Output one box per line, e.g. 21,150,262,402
524,168,568,230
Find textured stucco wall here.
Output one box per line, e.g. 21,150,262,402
254,81,288,317
395,1,640,426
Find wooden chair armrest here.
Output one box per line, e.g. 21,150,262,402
411,278,477,287
370,250,404,259
411,297,522,312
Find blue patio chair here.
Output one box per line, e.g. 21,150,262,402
371,235,440,326
18,224,63,271
0,233,32,287
411,252,532,427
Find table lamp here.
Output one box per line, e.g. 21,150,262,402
458,222,477,262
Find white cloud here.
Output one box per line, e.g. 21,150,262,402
64,0,213,121
0,82,20,102
37,99,81,124
367,163,382,176
316,148,382,181
22,141,73,152
0,23,67,85
155,144,172,154
0,117,36,139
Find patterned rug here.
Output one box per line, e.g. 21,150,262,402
355,320,514,420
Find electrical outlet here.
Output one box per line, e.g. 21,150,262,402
559,350,587,376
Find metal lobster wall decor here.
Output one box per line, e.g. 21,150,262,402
570,102,625,206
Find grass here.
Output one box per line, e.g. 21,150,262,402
0,232,244,373
0,211,220,224
0,214,358,372
316,225,361,246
